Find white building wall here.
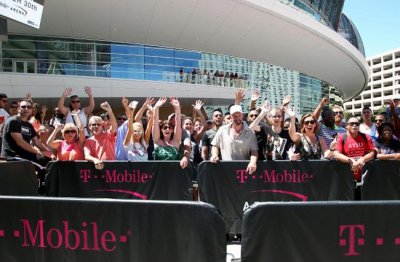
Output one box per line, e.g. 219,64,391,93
344,48,400,116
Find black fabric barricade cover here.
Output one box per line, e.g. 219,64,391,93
45,161,192,200
0,196,226,262
242,201,400,262
197,160,354,234
0,160,38,196
362,160,400,200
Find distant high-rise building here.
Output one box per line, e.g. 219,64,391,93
344,48,400,116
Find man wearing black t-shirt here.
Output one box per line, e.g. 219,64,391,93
1,99,51,165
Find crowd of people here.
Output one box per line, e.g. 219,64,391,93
1,87,400,195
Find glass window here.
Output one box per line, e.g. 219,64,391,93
145,47,174,58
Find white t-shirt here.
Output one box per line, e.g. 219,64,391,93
0,108,10,136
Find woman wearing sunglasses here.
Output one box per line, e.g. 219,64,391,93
151,97,182,160
47,118,85,161
286,107,332,160
123,100,153,161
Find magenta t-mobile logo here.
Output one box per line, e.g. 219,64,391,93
339,225,365,256
235,169,314,184
80,169,153,184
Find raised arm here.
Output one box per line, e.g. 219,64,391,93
234,88,245,105
47,123,63,150
249,89,260,111
83,86,95,116
152,97,167,144
312,97,329,120
100,102,117,135
170,97,182,145
134,97,154,124
123,101,138,147
192,100,207,143
249,100,271,131
72,111,85,146
144,105,154,145
286,107,301,143
58,88,72,116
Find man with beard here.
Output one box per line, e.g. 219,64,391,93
201,108,223,160
210,105,258,174
332,105,346,128
317,108,346,149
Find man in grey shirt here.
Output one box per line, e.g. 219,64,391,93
210,105,258,174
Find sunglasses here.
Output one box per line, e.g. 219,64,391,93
118,118,127,121
304,120,316,125
271,115,282,118
133,130,143,133
375,119,384,123
91,123,102,127
334,111,343,115
64,130,77,134
249,114,259,117
347,122,360,126
20,105,32,109
162,126,172,130
71,100,80,104
10,106,18,109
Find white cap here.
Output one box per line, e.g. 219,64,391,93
230,105,243,115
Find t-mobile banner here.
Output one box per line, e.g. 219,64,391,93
197,160,354,234
362,160,400,200
0,160,38,196
242,201,400,262
0,196,226,262
45,161,193,200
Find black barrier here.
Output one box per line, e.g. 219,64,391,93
0,160,38,196
0,196,226,262
242,201,400,262
362,160,400,200
45,161,193,200
197,160,354,234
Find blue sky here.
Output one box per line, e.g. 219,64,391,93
343,0,400,58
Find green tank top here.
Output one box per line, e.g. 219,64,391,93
152,146,180,160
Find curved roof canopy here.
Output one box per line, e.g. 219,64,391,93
7,0,369,100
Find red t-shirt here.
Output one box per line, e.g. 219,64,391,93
336,132,374,181
84,132,116,160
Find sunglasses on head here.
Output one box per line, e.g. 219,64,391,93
20,105,32,109
64,130,77,134
347,122,360,126
304,120,316,125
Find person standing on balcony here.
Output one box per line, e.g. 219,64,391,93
58,86,95,138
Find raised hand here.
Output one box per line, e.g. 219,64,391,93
62,88,72,97
320,97,329,107
143,97,155,107
41,105,48,114
84,86,93,96
282,95,291,107
285,106,296,117
154,97,167,108
121,97,129,108
261,100,271,113
251,90,260,102
170,97,180,108
235,88,246,103
100,101,111,112
192,100,204,111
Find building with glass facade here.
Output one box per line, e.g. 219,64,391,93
1,0,368,115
